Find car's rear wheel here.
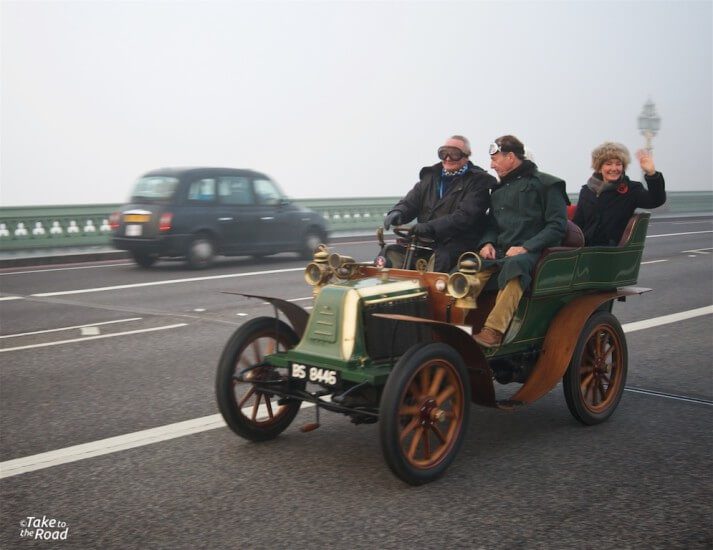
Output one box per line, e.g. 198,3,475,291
216,317,302,441
130,251,157,268
186,235,215,269
563,311,628,425
379,343,470,485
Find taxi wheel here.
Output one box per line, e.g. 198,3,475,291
216,317,302,442
300,230,324,259
186,235,215,269
130,251,157,268
379,343,470,485
563,311,628,425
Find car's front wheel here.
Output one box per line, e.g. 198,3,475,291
186,235,215,269
215,317,302,441
379,342,471,485
300,229,325,259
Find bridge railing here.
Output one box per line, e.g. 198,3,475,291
0,192,710,251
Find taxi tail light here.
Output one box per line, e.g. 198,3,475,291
109,211,120,231
159,213,173,232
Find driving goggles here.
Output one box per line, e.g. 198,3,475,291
489,142,508,155
437,146,467,161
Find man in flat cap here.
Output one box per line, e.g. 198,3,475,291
380,135,494,273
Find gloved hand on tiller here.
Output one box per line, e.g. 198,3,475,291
383,211,401,230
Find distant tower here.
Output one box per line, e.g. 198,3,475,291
637,99,661,152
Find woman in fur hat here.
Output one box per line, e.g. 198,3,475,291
573,142,666,246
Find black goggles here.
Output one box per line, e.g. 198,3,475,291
437,146,467,161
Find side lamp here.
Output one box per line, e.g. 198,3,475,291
447,252,483,309
304,245,332,295
328,252,357,279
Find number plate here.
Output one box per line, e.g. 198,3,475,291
290,363,340,387
124,214,150,223
125,224,142,237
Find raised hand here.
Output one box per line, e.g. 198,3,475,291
636,149,656,176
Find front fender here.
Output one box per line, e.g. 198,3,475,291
372,313,496,407
222,292,309,338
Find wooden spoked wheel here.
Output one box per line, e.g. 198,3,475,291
380,343,470,485
564,311,628,425
216,317,302,441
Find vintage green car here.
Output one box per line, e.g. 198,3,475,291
215,213,651,485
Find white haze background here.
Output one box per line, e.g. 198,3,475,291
1,0,711,206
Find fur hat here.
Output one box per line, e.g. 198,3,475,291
591,142,631,172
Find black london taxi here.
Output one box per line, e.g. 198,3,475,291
110,167,328,268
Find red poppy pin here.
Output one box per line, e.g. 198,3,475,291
617,183,629,194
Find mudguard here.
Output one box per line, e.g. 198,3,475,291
372,313,496,407
508,286,651,405
221,292,310,338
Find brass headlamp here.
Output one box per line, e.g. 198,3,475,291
304,245,332,294
328,252,357,279
447,252,484,309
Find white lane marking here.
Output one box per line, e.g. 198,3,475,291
0,317,142,339
681,247,712,254
0,296,24,301
0,414,227,479
0,402,317,479
622,306,713,333
0,263,131,276
648,230,713,238
30,267,305,297
641,259,668,265
1,306,711,478
0,323,187,353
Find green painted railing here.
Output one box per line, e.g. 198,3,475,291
0,192,710,251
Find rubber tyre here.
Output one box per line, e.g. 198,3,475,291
186,235,215,269
131,251,157,268
300,230,326,260
563,311,628,425
216,317,302,441
379,342,471,485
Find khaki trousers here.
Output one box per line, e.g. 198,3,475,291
474,267,525,335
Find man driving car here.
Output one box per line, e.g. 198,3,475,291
379,135,494,272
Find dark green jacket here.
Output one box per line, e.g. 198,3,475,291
479,161,568,290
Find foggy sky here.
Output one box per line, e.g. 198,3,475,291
1,0,711,207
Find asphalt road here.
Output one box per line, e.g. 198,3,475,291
1,218,712,549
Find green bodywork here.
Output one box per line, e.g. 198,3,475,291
269,276,427,385
268,214,651,384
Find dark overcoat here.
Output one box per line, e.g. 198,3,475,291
573,172,666,246
389,162,494,245
479,162,568,290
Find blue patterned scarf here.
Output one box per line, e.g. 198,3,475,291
439,163,469,198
